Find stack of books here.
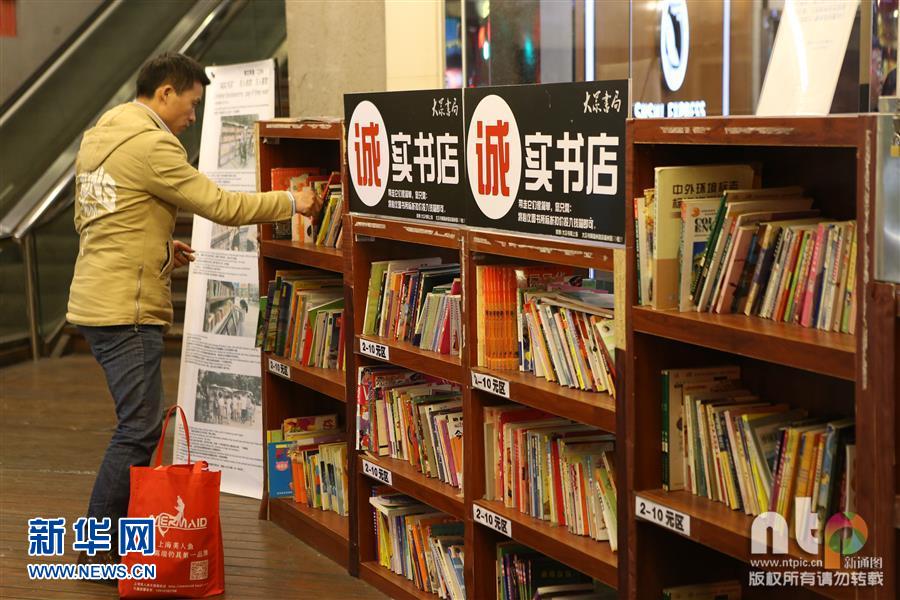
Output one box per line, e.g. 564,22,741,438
314,183,343,248
363,259,462,357
476,265,616,394
356,367,463,489
270,168,343,247
370,490,465,599
257,269,345,369
661,366,855,530
635,167,858,333
497,543,613,600
266,415,347,516
484,406,617,548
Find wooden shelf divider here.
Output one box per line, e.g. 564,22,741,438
358,453,465,520
355,335,465,384
472,499,618,589
470,366,616,432
632,307,856,381
260,239,344,273
358,561,435,600
263,353,346,402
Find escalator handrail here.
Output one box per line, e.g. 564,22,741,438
3,0,249,241
0,0,121,128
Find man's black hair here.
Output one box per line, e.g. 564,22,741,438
136,53,210,98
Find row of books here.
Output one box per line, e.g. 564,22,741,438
270,167,343,248
256,269,345,369
266,414,348,516
476,265,616,394
484,406,618,549
356,367,463,489
661,366,855,529
636,164,858,333
683,186,857,330
496,543,614,600
370,490,465,600
363,258,462,357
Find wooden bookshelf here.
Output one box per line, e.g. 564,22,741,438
359,561,434,600
357,453,465,520
263,352,346,402
632,307,856,381
269,498,350,569
623,115,895,599
472,498,618,588
470,365,616,432
256,119,355,573
255,111,896,599
354,334,465,384
634,488,815,564
260,239,344,273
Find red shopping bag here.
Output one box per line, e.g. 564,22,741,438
119,406,224,598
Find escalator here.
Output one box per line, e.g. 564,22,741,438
0,0,288,361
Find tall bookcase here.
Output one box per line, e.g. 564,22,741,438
623,115,896,599
255,120,351,569
256,114,897,599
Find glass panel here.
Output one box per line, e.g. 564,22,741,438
0,239,27,341
0,2,197,218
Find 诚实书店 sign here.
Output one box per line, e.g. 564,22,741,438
345,89,465,224
463,81,628,245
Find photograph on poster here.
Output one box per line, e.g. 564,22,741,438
210,223,258,252
217,113,258,169
194,369,261,428
203,280,260,338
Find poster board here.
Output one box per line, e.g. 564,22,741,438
174,59,276,499
756,0,859,116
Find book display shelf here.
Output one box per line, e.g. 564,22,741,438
624,115,896,599
257,114,897,599
255,120,351,569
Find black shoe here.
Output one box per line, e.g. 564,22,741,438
76,549,119,586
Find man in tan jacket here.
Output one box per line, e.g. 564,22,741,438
67,53,319,565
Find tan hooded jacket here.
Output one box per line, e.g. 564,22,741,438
67,102,291,327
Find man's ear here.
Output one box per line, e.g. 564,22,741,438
157,84,175,104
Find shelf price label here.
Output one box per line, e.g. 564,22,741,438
360,339,390,361
361,458,393,486
635,495,691,537
473,504,512,537
471,371,510,398
267,358,291,380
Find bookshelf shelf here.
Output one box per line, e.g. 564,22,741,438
263,352,346,402
632,307,856,381
473,498,618,589
634,489,811,564
359,561,434,600
259,120,343,140
634,489,855,600
470,366,616,432
351,215,464,250
260,240,344,273
468,229,615,271
357,453,465,519
269,499,349,569
355,335,465,384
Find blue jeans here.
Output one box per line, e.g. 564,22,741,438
79,325,165,535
